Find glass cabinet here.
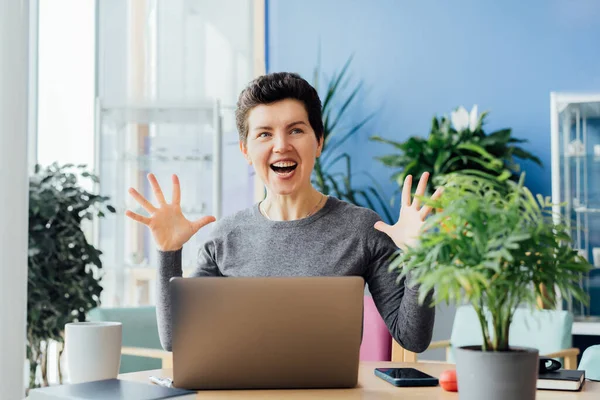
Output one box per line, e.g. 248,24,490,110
95,100,224,307
551,92,600,326
93,0,257,307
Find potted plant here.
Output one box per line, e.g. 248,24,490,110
390,173,591,400
312,56,394,224
27,163,114,390
371,105,542,195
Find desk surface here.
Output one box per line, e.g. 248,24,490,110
119,361,600,399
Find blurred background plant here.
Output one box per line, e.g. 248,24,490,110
312,55,394,223
27,163,114,389
371,105,542,195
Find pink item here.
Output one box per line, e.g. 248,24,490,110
359,295,391,361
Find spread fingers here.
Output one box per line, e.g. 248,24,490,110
128,187,157,213
125,210,151,225
147,173,167,204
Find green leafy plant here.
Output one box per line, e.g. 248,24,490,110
371,105,542,195
27,163,115,389
390,173,591,351
312,56,394,223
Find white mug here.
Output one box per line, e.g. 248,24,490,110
64,321,122,383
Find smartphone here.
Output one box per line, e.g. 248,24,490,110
374,367,439,387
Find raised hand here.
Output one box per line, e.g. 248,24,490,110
374,172,443,251
125,173,216,252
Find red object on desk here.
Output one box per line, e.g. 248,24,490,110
439,369,458,392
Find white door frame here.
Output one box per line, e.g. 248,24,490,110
0,0,30,397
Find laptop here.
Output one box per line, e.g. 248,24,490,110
170,276,364,390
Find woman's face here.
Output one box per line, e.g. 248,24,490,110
240,98,323,197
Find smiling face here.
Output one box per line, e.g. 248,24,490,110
240,98,323,196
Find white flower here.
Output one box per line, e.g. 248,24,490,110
469,104,479,132
451,105,479,132
451,106,469,131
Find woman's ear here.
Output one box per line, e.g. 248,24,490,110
239,141,252,165
316,136,324,157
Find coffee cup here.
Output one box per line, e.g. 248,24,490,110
64,321,122,383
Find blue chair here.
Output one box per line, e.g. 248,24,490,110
411,305,580,369
87,306,171,373
579,345,600,381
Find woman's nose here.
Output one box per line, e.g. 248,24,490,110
273,134,291,152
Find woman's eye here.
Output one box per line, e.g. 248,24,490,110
291,128,303,134
258,132,270,138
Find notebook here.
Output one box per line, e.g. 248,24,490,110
28,379,196,399
537,369,585,391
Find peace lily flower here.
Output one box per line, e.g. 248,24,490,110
451,105,479,132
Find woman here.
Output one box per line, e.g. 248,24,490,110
126,72,443,352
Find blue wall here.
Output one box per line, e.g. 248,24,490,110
267,0,600,216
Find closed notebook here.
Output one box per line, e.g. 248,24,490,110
537,369,585,391
28,379,196,400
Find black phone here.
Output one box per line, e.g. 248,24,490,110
374,367,439,387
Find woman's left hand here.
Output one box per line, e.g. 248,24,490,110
374,172,443,251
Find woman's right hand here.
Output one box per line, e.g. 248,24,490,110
125,173,216,252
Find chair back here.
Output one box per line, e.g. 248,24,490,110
578,345,600,381
359,295,391,361
87,306,162,373
448,305,573,363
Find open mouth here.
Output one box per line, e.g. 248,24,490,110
270,161,298,175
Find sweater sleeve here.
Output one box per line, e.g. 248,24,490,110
156,242,221,351
363,222,435,353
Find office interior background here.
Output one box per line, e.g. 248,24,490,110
2,0,600,397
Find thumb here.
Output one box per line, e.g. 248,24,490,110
191,215,216,233
374,221,392,236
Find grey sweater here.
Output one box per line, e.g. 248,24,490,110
156,196,434,352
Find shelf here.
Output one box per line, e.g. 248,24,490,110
99,102,218,125
101,263,199,273
558,99,600,118
563,153,600,160
119,205,207,215
95,98,226,308
572,320,600,336
574,207,600,214
552,93,600,319
101,155,213,163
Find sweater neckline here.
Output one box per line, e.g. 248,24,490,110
253,196,336,228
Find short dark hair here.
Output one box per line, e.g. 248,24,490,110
235,72,323,144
